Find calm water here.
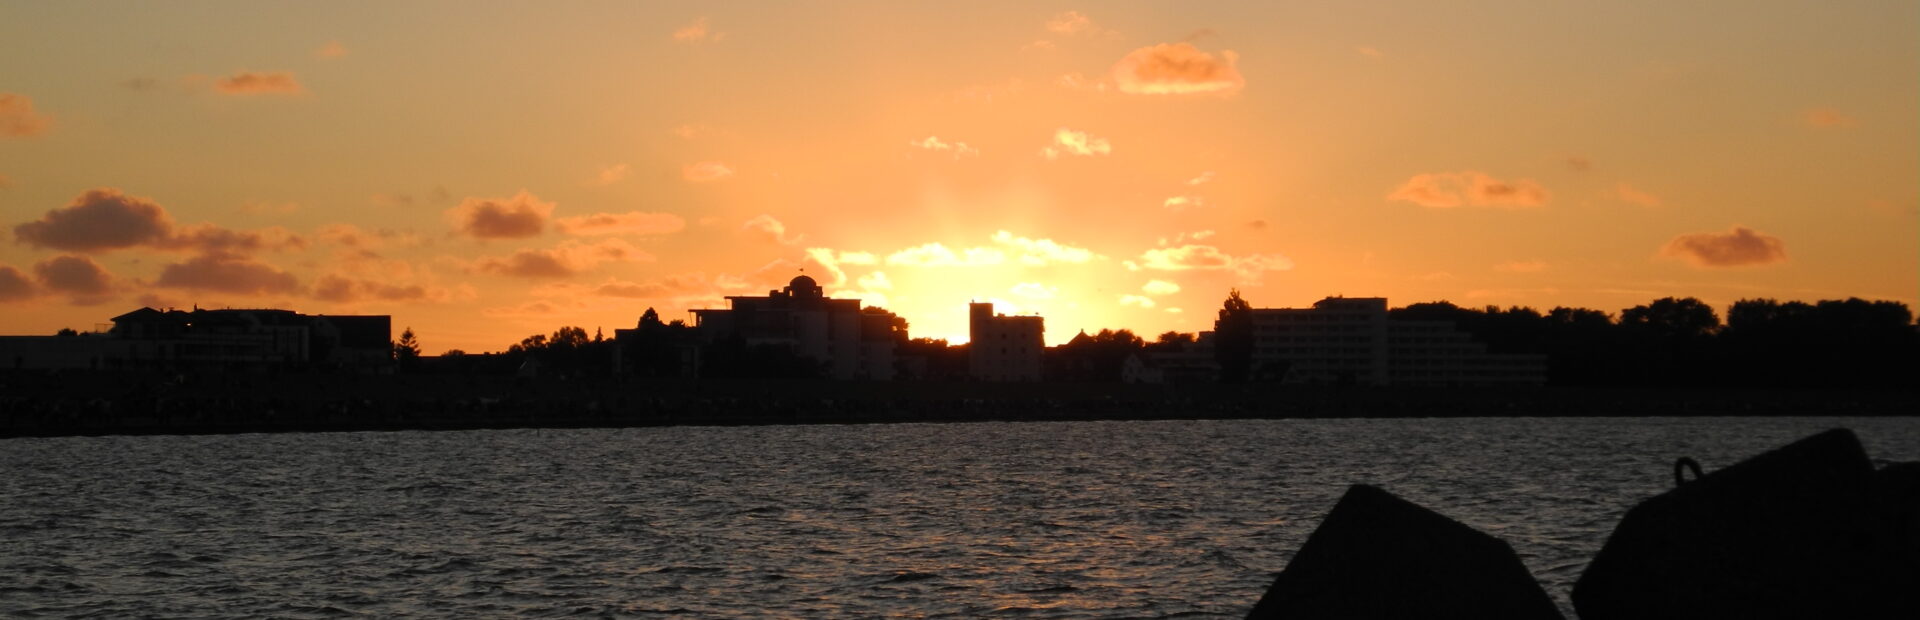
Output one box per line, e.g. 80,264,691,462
2,417,1916,618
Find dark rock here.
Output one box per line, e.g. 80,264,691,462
1573,428,1910,619
1245,484,1562,619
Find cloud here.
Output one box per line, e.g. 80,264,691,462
315,41,348,59
556,211,686,236
317,223,420,250
13,188,175,251
992,230,1097,265
886,242,1007,267
311,274,429,304
0,173,11,189
799,248,881,288
1135,244,1293,283
1187,171,1216,186
14,188,306,254
1110,43,1245,95
214,71,305,95
32,256,115,305
1142,280,1181,295
1566,156,1592,172
1041,127,1111,160
1055,72,1111,93
673,17,721,42
159,224,308,254
0,265,34,302
1494,260,1549,273
155,254,300,295
1120,294,1156,308
834,251,878,265
1803,107,1857,129
1247,219,1268,230
596,163,631,185
121,78,162,92
1010,282,1059,299
683,161,734,182
474,238,650,279
1045,11,1093,34
1387,171,1549,208
725,252,852,292
909,136,980,159
1163,196,1203,210
744,214,801,245
0,93,53,138
857,271,892,291
582,277,707,302
1660,226,1788,268
1357,46,1385,59
1616,182,1663,207
445,191,553,239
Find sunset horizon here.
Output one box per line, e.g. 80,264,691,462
4,2,1915,353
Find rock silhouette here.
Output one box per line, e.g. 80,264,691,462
1245,484,1562,619
1573,428,1917,619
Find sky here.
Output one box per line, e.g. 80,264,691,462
1,1,1915,353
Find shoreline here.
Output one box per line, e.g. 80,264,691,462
4,370,1915,438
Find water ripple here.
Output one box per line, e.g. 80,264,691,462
1,417,1916,618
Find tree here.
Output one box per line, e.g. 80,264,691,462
1215,289,1255,383
392,327,421,365
1153,331,1197,350
1621,297,1719,341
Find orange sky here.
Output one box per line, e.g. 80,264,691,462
2,2,1915,353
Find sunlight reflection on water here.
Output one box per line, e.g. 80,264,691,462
1,417,1915,618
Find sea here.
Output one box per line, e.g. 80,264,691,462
2,417,1916,618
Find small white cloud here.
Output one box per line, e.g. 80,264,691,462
1041,127,1111,160
315,41,348,59
1142,280,1181,295
683,161,734,183
1163,196,1204,210
1011,282,1059,299
744,214,801,245
909,135,980,159
886,243,1007,267
1616,182,1663,207
673,17,722,43
1120,294,1156,308
991,230,1097,265
1045,11,1094,35
596,163,631,185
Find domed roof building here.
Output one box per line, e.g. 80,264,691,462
686,272,905,380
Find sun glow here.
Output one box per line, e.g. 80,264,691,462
0,3,1913,353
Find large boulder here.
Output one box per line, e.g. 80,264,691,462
1245,484,1562,619
1573,428,1914,619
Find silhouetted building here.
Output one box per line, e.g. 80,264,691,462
969,302,1042,381
691,275,903,380
1246,297,1545,386
1122,333,1220,384
0,307,391,370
